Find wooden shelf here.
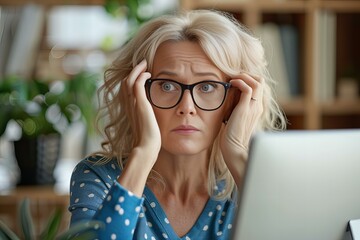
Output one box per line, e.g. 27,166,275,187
280,97,306,115
320,1,360,12
321,99,360,115
0,0,104,6
257,1,307,13
0,186,69,237
183,0,308,12
0,186,69,200
182,1,360,15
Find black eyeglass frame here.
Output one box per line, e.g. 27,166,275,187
145,78,232,111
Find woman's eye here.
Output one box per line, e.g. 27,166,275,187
199,83,215,93
161,82,176,92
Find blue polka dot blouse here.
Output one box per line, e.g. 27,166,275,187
69,156,237,240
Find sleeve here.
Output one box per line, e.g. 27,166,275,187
69,158,144,239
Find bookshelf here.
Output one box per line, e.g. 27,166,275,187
181,0,360,130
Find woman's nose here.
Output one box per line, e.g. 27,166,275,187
176,90,197,115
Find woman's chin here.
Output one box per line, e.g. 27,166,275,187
161,142,209,157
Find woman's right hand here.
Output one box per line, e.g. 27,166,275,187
118,59,161,196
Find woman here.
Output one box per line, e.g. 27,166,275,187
69,9,286,240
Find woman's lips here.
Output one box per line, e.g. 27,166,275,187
172,125,199,134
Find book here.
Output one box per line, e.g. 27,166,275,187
280,24,300,97
315,10,337,102
4,4,45,79
0,7,20,79
256,23,291,100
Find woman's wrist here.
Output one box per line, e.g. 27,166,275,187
222,147,248,188
117,147,158,197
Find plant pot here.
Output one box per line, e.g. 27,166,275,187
13,134,61,185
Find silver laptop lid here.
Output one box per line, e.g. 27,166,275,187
232,129,360,240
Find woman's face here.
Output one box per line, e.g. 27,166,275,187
150,40,230,156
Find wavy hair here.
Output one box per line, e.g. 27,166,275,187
95,9,286,200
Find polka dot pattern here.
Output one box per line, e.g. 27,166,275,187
69,156,237,240
124,219,130,226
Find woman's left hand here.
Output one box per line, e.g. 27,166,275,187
219,73,264,187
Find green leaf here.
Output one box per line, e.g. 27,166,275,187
0,220,20,240
104,0,121,17
126,0,139,22
0,108,11,136
19,198,35,240
39,208,62,240
56,221,104,240
0,231,10,240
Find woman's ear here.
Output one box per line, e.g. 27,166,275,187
223,88,240,123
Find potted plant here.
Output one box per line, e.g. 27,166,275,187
0,72,98,185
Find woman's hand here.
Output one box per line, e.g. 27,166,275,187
220,73,264,187
118,60,161,197
122,59,161,155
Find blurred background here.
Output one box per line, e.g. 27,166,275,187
0,0,359,237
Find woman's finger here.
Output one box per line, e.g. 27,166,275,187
231,73,264,102
121,60,150,142
134,71,151,109
230,79,253,104
126,59,148,94
127,60,160,148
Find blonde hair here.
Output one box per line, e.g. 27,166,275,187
96,9,286,200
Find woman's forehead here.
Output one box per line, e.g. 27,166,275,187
152,41,225,80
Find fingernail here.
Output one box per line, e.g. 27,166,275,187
144,72,151,79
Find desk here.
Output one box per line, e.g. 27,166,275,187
0,186,70,237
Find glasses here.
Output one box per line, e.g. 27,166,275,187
145,79,231,111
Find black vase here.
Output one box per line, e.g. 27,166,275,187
13,134,61,185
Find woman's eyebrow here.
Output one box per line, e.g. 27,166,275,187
194,72,221,79
155,71,178,77
155,71,221,79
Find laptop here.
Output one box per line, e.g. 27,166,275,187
231,129,360,240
